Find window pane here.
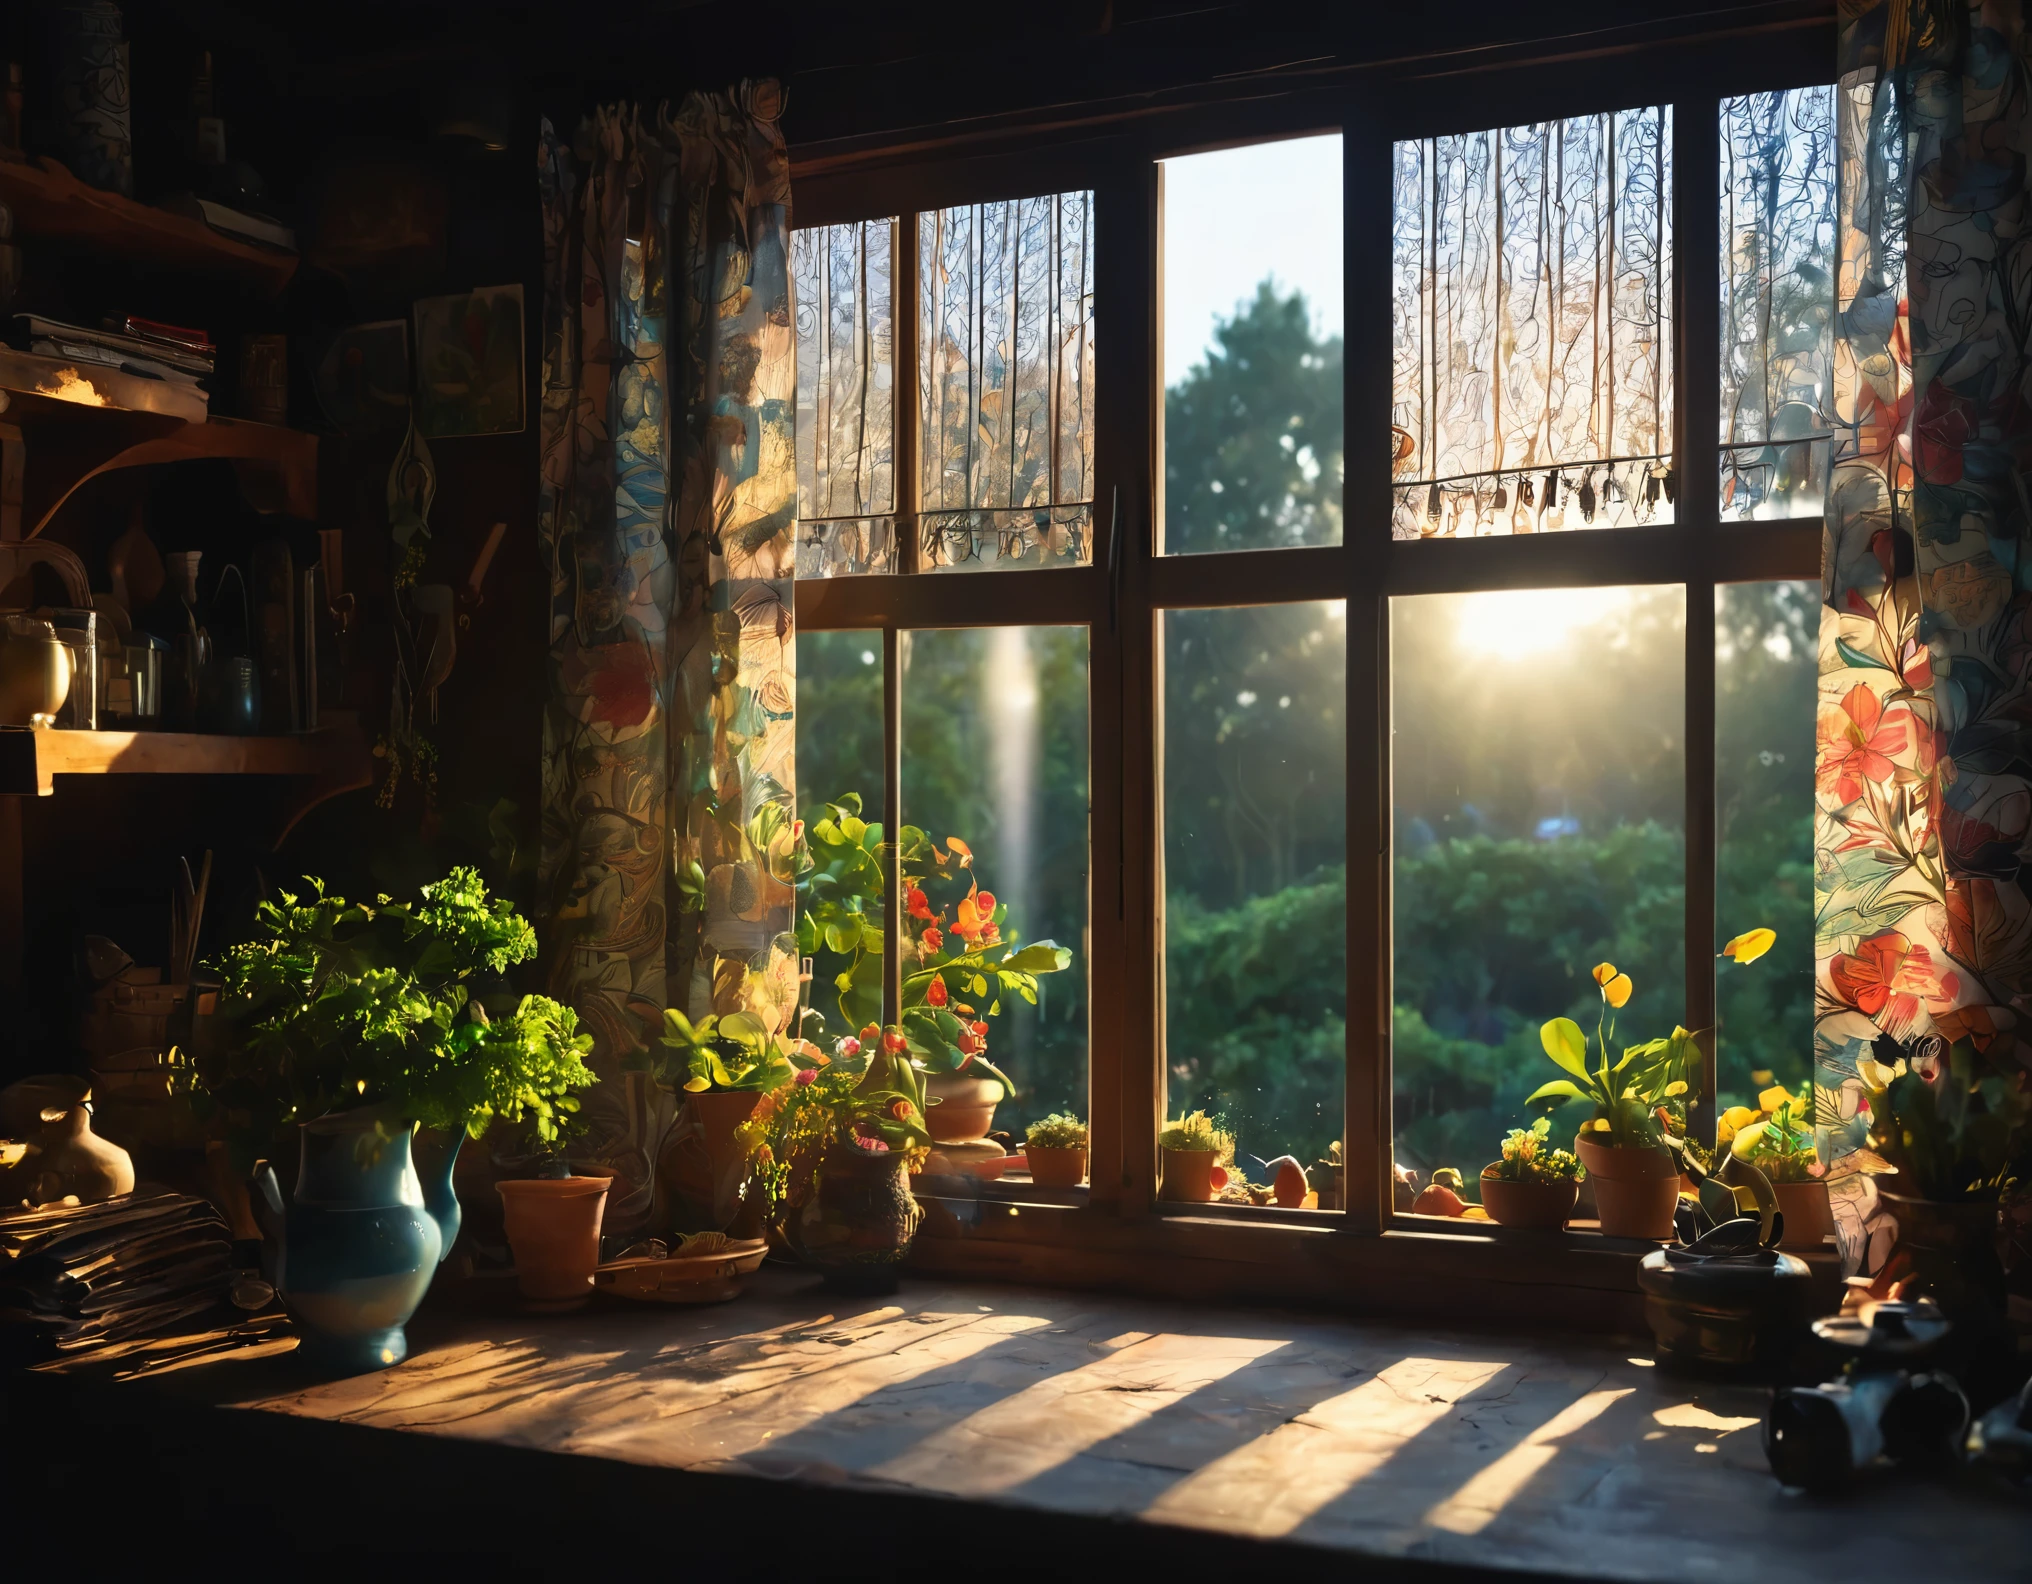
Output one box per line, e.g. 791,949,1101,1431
1163,603,1346,1197
1392,589,1685,1202
796,632,887,1049
1161,135,1344,554
1392,112,1674,539
901,628,1089,1139
794,219,898,575
919,194,1095,571
1715,582,1815,1108
1719,88,1837,520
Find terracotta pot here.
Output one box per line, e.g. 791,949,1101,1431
1027,1144,1087,1188
497,1176,611,1310
1159,1147,1228,1203
689,1089,762,1167
1771,1179,1834,1251
1575,1134,1680,1240
925,1072,1003,1143
1880,1189,2006,1322
786,1143,923,1294
1479,1166,1579,1230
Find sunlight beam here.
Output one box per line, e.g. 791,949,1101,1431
1421,1387,1633,1535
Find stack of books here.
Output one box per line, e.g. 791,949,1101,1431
0,1189,233,1358
15,314,214,424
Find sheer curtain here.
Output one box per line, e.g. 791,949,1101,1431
536,87,797,1235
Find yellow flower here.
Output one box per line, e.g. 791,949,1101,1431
1730,1119,1769,1158
1758,1084,1793,1115
1590,1117,1612,1132
1592,962,1619,987
1720,928,1776,965
1602,972,1633,1008
1664,1080,1688,1097
1750,1069,1774,1086
683,1076,711,1093
1716,1104,1759,1147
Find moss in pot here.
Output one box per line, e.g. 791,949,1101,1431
1479,1118,1584,1229
1024,1112,1088,1187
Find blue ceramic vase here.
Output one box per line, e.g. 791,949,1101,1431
252,1112,462,1374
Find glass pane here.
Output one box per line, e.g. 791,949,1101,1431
1719,88,1837,520
1161,135,1344,554
1715,582,1816,1110
1392,112,1674,539
1162,603,1346,1200
900,628,1089,1148
796,632,887,1050
1391,588,1686,1204
794,219,898,576
919,194,1095,571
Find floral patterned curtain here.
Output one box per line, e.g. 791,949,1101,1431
536,86,797,1236
1817,3,2029,1274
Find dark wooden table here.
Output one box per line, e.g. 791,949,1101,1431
9,1267,2025,1578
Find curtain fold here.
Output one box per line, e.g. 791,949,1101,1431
536,86,797,1236
1817,2,2030,1274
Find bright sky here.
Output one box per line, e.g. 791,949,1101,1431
1161,133,1344,388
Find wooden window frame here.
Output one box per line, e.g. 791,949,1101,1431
789,25,1829,1317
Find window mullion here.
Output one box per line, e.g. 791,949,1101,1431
1345,112,1394,1235
1674,94,1722,1147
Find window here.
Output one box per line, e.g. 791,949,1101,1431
792,43,1827,1270
794,219,899,576
919,194,1095,571
1162,137,1344,553
1392,589,1686,1189
1391,111,1673,538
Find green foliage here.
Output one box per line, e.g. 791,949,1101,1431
1865,1043,2031,1201
1731,1081,1820,1184
795,792,1073,1099
1488,1117,1584,1184
1026,1112,1088,1150
654,1008,796,1095
1528,997,1699,1150
738,1032,930,1219
1159,1110,1232,1157
177,868,594,1168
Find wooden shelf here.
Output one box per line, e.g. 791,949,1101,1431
0,389,318,536
0,720,371,842
0,156,297,296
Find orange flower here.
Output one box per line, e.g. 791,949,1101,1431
1830,929,1958,1038
882,1029,907,1054
925,977,948,1007
906,886,932,921
970,1020,989,1038
1817,685,1909,805
889,1099,916,1121
975,890,997,916
920,927,943,953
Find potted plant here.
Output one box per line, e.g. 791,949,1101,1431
1525,930,1773,1240
1025,1112,1088,1187
1479,1118,1584,1229
1720,1080,1831,1251
1858,1038,2029,1323
652,1005,799,1208
1158,1110,1232,1203
799,796,1073,1143
176,868,594,1371
738,1025,932,1293
496,1111,612,1311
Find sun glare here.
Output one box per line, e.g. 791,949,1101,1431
1449,587,1636,657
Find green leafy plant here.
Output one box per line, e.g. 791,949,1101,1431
176,868,594,1168
1026,1112,1088,1150
1725,1079,1822,1184
1487,1117,1584,1184
737,1027,931,1218
654,1009,796,1095
1861,1041,2030,1202
1159,1109,1233,1158
1528,931,1772,1150
798,793,1073,1096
